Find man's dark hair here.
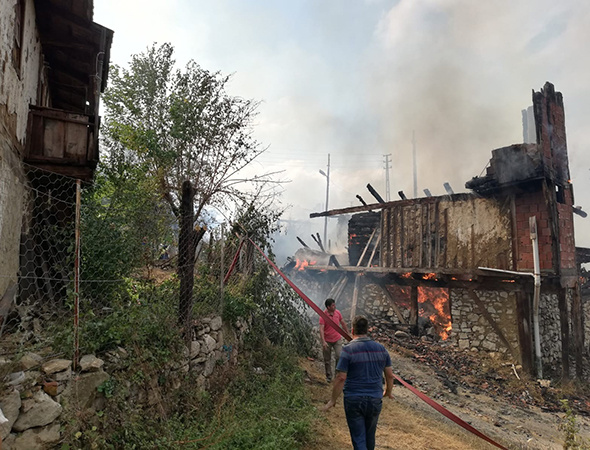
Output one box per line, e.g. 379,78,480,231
352,316,369,335
325,298,335,308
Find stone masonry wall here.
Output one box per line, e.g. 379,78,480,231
539,292,561,370
0,315,244,449
449,289,519,358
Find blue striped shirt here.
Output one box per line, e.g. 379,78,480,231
336,337,392,398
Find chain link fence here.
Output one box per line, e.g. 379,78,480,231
0,162,236,363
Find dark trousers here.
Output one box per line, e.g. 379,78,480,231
343,396,383,450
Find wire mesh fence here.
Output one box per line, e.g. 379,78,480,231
0,162,236,362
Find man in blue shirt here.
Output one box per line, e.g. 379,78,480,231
323,315,394,450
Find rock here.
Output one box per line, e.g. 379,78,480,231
394,331,410,339
216,330,224,349
189,341,201,359
202,334,217,354
53,367,72,382
63,371,110,410
3,433,16,449
12,421,60,449
210,316,222,331
41,359,71,375
79,355,104,372
6,372,25,386
0,390,21,440
19,353,43,371
13,391,62,431
43,381,58,397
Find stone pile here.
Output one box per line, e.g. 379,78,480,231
0,353,107,449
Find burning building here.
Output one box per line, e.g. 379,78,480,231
299,82,587,380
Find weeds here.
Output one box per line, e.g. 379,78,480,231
559,399,590,450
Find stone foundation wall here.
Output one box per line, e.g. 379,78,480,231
539,292,561,369
449,289,519,359
0,315,246,449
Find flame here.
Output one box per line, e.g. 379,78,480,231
418,287,452,340
295,259,308,271
295,259,316,271
502,279,515,283
400,273,411,279
423,273,437,280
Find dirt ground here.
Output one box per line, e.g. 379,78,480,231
302,340,590,450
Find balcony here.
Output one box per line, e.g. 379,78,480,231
24,105,98,181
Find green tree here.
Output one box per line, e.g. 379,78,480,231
101,42,273,224
101,43,278,325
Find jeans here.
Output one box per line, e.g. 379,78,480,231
343,396,383,450
323,339,342,380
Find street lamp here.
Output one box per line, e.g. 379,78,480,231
319,154,330,249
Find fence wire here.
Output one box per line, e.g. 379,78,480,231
0,162,237,361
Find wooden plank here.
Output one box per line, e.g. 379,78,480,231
409,286,418,327
367,232,381,267
349,274,362,323
418,204,423,267
400,207,405,267
357,227,377,267
467,289,519,361
434,202,440,268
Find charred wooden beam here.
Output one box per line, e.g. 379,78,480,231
398,191,407,200
367,183,385,203
310,233,325,252
356,195,368,206
443,182,454,195
423,188,432,197
296,236,309,248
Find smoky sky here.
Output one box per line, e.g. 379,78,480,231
95,0,590,251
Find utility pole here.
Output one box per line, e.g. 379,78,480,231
383,153,392,201
412,130,417,198
319,154,330,248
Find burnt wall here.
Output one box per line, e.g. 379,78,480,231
381,195,513,271
348,212,380,266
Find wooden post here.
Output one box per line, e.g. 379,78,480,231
178,181,195,342
409,286,418,328
73,179,81,371
349,274,362,323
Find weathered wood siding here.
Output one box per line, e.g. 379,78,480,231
381,194,513,271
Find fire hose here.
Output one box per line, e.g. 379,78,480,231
224,238,508,450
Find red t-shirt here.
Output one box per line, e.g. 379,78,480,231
320,309,344,343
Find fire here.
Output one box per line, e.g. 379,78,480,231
400,273,411,278
294,259,317,271
423,273,437,280
418,287,452,340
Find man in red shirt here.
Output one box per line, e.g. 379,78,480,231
319,298,350,382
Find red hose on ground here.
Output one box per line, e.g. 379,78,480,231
249,237,509,450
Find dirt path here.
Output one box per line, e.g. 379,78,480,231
302,344,590,450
